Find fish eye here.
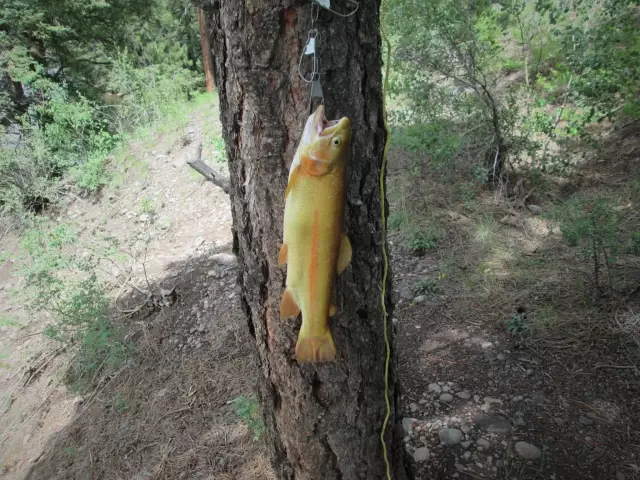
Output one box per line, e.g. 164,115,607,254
332,137,341,146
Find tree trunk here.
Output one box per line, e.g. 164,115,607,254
198,5,216,92
208,1,408,479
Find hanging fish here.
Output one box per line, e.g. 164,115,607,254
278,105,353,363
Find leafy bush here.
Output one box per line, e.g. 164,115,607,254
385,0,640,185
11,217,133,387
553,195,638,293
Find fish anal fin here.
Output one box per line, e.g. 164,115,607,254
336,233,352,274
278,244,288,267
279,288,300,320
329,304,337,317
296,331,336,363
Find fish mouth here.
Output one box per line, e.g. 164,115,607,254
321,116,350,136
312,105,350,137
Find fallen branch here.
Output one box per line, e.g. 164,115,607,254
187,142,230,194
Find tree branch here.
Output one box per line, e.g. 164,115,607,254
186,142,230,194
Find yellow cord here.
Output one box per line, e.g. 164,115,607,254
379,0,393,479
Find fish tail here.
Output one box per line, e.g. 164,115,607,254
295,329,336,363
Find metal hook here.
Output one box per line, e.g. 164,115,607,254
313,0,359,17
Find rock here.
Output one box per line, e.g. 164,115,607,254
481,341,493,349
414,295,426,304
554,417,567,426
456,391,471,400
483,396,502,405
475,415,512,435
616,473,626,480
428,383,442,394
527,204,543,215
442,385,450,393
477,438,491,448
440,393,454,403
497,353,506,361
413,447,430,462
579,415,594,426
410,403,419,413
402,417,416,435
195,236,205,246
463,451,472,460
525,368,534,376
461,441,472,449
514,441,542,460
439,428,463,445
400,287,413,300
210,252,238,266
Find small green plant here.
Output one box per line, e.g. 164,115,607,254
415,277,442,295
506,314,529,336
0,315,22,329
408,230,437,255
210,135,227,164
231,395,265,441
13,217,133,389
113,392,129,414
474,215,497,248
138,197,155,214
554,196,628,293
387,211,406,231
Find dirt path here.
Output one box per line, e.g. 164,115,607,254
0,100,272,479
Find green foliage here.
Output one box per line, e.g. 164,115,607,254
12,217,133,387
506,313,529,336
231,395,265,441
385,0,640,183
408,229,438,254
553,195,638,292
415,277,442,295
387,211,406,231
0,314,21,329
0,0,203,217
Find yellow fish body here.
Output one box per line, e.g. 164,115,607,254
279,106,353,363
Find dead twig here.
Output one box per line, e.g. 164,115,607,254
187,142,230,194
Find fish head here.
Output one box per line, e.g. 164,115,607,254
300,114,352,176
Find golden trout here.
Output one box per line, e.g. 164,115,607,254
278,105,352,363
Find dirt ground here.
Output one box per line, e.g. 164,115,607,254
0,98,639,480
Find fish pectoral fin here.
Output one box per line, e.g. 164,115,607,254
336,233,352,274
284,165,301,199
279,288,301,320
296,330,336,363
278,243,288,267
329,304,337,317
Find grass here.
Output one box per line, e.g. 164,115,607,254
0,314,22,329
231,395,266,441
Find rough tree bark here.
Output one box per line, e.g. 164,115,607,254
207,1,408,478
198,5,216,92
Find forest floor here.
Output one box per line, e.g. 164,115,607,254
0,95,639,480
